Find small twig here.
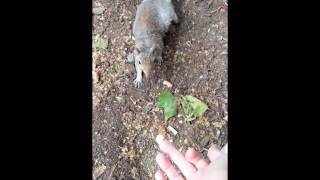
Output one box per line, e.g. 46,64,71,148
130,97,136,104
211,6,221,14
108,164,117,180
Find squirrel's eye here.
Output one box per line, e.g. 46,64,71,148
138,61,141,64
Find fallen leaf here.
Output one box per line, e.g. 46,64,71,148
157,91,177,121
95,37,108,49
181,95,208,121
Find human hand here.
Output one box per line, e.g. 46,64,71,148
155,135,227,180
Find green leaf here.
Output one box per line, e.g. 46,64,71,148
157,91,177,121
95,37,108,49
181,95,208,121
108,65,123,78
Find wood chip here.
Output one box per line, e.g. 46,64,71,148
167,125,178,135
163,80,173,88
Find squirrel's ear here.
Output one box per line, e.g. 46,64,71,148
135,47,141,54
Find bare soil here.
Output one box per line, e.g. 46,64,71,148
92,0,228,179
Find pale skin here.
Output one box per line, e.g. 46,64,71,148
155,135,228,180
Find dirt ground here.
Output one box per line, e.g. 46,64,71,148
92,0,228,179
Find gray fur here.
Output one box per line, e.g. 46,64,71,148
127,0,178,88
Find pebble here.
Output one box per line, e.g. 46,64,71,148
200,135,210,147
168,125,178,135
93,7,105,15
223,115,228,121
184,139,188,144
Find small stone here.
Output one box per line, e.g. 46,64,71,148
168,125,178,135
93,7,105,15
95,59,101,66
200,135,210,147
223,115,228,121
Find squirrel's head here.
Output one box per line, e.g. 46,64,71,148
134,45,158,78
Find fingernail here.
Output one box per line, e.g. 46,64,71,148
156,134,164,144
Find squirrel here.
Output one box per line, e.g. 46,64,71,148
127,0,178,88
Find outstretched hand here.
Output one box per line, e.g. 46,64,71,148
155,135,227,180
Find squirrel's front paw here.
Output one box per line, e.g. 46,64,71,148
156,57,163,65
133,78,142,88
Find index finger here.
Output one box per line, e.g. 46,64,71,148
156,135,197,177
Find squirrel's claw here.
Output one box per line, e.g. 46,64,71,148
134,78,142,88
157,57,163,65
